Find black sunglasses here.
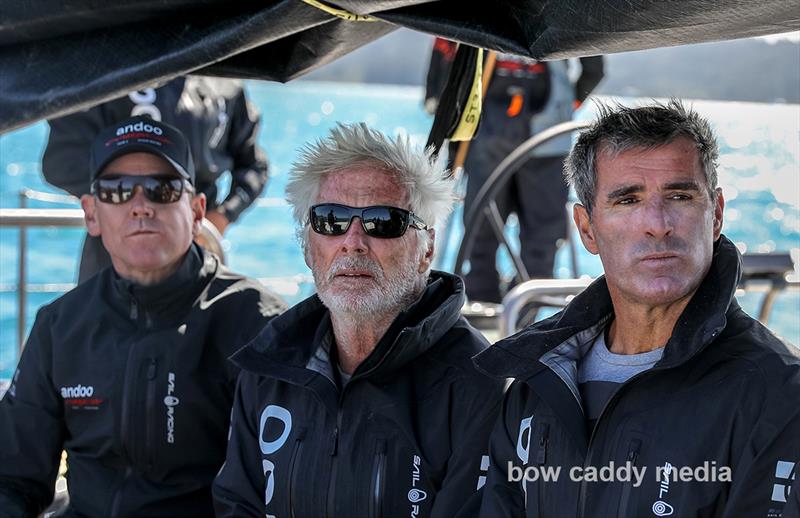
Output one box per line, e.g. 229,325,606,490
91,174,193,204
309,203,428,239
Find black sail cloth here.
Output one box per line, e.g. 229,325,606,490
1,0,798,133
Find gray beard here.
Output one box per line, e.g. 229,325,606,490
314,255,423,319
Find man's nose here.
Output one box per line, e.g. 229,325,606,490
129,187,155,218
340,217,369,254
641,198,673,238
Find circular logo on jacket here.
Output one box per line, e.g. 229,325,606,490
408,488,427,503
652,501,674,516
164,395,180,407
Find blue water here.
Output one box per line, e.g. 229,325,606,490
1,82,798,379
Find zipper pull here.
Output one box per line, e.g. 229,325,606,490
130,299,138,320
147,359,157,380
329,428,338,456
627,439,641,465
536,424,550,465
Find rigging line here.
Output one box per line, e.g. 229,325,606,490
300,0,379,22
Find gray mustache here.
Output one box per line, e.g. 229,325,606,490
326,257,383,282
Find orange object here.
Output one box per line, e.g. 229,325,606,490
507,93,524,117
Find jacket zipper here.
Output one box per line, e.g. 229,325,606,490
113,315,139,516
536,423,550,465
577,369,654,517
535,423,550,514
369,440,387,518
145,358,158,471
326,386,346,518
617,439,641,518
287,430,306,518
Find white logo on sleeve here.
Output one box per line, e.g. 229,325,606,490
652,462,675,516
771,460,796,503
477,455,490,490
409,455,427,516
516,416,534,464
164,372,179,443
515,415,534,508
259,405,292,518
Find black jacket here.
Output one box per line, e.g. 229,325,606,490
213,271,505,518
42,76,268,224
473,236,800,518
0,245,286,517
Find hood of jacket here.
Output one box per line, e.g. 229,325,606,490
475,234,742,380
232,270,466,382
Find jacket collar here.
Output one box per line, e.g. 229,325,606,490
107,243,216,323
474,235,742,380
232,270,466,383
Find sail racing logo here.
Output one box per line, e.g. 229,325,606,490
409,455,427,516
164,372,180,443
60,383,103,409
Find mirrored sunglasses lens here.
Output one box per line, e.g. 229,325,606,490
143,177,183,203
311,205,352,235
362,206,408,238
94,176,184,204
95,178,134,204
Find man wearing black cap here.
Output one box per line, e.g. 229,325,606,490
0,116,286,517
42,76,270,284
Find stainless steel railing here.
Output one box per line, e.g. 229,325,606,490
0,191,229,352
499,262,800,338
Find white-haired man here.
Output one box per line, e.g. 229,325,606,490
213,123,505,517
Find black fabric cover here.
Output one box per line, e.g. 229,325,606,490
1,0,797,133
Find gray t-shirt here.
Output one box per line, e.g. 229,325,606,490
578,331,664,430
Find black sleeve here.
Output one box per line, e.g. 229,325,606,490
212,374,267,518
0,307,66,517
478,381,528,518
722,360,800,517
41,107,110,197
430,374,504,518
218,90,269,224
425,38,456,105
575,56,605,104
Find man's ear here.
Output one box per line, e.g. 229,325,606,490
573,203,599,255
190,193,207,237
712,188,725,240
418,228,435,273
81,195,101,237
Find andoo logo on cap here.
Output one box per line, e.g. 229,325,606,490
116,120,164,137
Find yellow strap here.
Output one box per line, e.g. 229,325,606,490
300,0,378,22
450,48,483,142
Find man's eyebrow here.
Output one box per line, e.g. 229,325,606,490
663,181,702,191
606,181,702,201
606,184,643,200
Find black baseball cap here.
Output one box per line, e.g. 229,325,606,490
89,115,195,184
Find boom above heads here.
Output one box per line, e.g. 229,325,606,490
0,0,797,133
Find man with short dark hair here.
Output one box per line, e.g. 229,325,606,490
0,116,285,517
213,123,505,518
475,101,800,517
